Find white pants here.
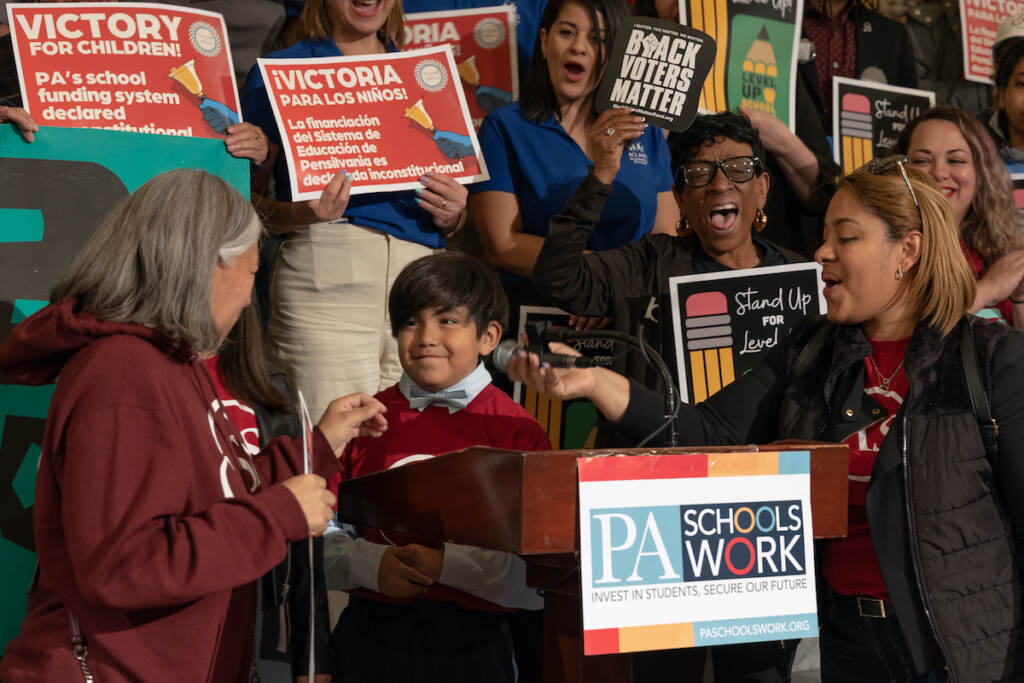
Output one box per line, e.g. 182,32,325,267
268,221,438,419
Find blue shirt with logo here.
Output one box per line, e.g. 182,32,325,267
242,38,446,249
471,102,673,260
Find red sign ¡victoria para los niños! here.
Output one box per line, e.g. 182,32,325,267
258,45,487,199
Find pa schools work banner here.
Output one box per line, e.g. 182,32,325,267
578,450,817,655
668,263,825,404
259,45,487,200
404,7,518,130
680,0,803,130
7,3,241,138
960,0,1020,83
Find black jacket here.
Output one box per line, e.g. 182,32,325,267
619,316,1024,681
800,3,919,128
532,171,805,388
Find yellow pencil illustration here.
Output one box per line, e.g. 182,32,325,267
840,92,873,174
742,27,778,112
685,292,735,403
525,385,562,447
691,0,728,112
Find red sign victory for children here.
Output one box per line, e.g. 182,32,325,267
7,2,241,138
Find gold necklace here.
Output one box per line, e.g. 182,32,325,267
869,356,904,393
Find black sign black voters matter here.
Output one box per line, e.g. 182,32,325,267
596,17,716,132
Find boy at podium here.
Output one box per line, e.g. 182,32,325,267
324,252,551,682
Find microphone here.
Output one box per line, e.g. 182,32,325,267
491,340,606,374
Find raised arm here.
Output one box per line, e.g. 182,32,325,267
506,327,798,447
532,109,661,316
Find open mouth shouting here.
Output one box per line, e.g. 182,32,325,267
564,60,586,83
708,203,739,232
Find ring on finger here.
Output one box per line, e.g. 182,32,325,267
441,199,448,209
605,127,615,136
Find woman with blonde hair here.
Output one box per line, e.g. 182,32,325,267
895,105,1024,328
508,160,1024,682
241,0,470,419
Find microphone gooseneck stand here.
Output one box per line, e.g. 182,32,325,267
540,324,679,447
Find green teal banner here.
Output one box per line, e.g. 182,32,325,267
0,124,247,653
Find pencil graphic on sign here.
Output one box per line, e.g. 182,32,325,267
685,292,734,402
692,0,727,112
741,27,778,113
840,93,873,174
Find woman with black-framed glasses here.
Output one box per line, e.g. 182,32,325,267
531,111,805,398
512,157,1024,682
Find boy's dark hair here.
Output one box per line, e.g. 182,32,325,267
667,112,766,190
520,0,629,123
389,252,509,337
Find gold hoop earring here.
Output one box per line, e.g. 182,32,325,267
676,218,690,237
754,208,767,232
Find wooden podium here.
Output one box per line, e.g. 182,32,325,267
337,443,848,683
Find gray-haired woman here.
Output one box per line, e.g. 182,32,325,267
0,169,387,683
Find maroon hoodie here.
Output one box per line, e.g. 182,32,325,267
0,300,339,682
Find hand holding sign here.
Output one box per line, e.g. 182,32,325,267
0,105,38,142
224,122,268,164
307,170,354,223
589,108,646,184
416,172,467,230
596,18,716,133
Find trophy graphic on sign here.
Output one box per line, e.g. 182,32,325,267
168,58,239,134
404,99,475,160
457,55,513,114
404,98,435,132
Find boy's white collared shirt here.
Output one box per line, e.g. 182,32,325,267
398,362,492,413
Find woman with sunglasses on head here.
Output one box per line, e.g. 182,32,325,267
894,106,1024,330
531,112,804,395
511,157,1024,682
469,0,680,328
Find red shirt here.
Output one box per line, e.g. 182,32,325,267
962,241,1014,325
803,1,857,124
330,382,552,611
823,337,909,599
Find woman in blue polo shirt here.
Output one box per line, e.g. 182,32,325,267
469,0,679,310
241,0,469,419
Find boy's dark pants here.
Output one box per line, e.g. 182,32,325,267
330,596,516,683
